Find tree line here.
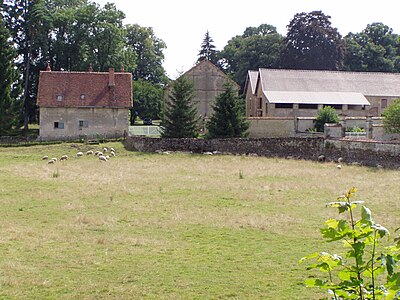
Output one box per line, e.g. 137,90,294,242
1,3,400,136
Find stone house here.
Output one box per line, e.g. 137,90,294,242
245,69,400,118
167,59,240,120
37,65,132,141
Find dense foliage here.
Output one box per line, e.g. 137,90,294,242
382,98,400,133
280,11,345,70
206,83,249,138
220,24,283,88
0,14,22,135
198,31,219,65
162,76,199,138
315,106,339,132
131,79,164,123
301,188,400,299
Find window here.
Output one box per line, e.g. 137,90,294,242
54,122,64,129
57,95,63,101
381,99,387,109
79,120,89,128
80,94,85,100
275,103,293,109
299,104,318,109
259,97,263,109
324,104,342,110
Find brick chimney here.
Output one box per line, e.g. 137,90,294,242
46,62,51,71
108,67,115,87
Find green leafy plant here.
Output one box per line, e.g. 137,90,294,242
315,106,339,132
383,98,400,134
346,126,366,133
300,187,400,299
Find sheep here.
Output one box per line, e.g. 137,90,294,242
48,159,55,164
105,155,110,160
110,151,116,157
110,147,115,153
76,152,83,157
99,155,108,162
42,155,49,160
86,150,94,155
94,151,101,156
51,158,58,162
60,155,68,161
103,147,108,152
337,164,342,169
337,157,344,163
318,155,325,162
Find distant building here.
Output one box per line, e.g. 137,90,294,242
167,59,240,120
245,69,400,118
37,65,132,141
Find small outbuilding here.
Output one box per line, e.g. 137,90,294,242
37,65,133,141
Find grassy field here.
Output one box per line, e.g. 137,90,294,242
0,142,400,299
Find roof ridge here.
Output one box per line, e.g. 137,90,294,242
259,68,400,76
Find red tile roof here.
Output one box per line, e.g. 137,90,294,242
37,69,133,108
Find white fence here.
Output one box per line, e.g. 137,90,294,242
129,126,162,137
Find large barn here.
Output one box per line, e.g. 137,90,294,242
37,65,132,141
245,69,400,118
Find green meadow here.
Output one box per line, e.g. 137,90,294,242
1,142,399,299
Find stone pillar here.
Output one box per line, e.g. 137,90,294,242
366,115,373,139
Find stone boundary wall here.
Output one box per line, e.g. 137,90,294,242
125,136,400,168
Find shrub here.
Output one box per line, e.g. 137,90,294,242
383,98,400,133
315,106,339,132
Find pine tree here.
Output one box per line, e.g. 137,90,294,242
206,83,249,138
0,15,21,135
198,30,218,64
162,76,199,138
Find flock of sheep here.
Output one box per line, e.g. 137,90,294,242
42,147,116,164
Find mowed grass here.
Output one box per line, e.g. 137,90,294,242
1,142,400,299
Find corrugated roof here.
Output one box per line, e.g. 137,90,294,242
265,91,370,105
259,69,400,97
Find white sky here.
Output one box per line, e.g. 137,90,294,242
95,0,400,79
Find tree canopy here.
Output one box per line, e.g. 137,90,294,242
344,22,400,72
382,98,400,133
280,11,345,70
315,106,339,132
198,30,219,65
220,24,283,88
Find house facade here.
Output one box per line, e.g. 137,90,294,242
37,65,132,141
168,59,240,120
245,69,400,118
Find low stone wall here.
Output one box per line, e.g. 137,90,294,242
125,136,400,168
125,136,325,160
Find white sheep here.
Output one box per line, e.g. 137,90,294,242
338,157,344,163
48,159,55,164
105,155,110,160
110,151,116,157
99,155,108,162
86,150,94,155
42,155,49,160
337,164,342,169
103,147,108,152
110,147,115,153
60,155,68,161
51,158,58,162
76,152,83,157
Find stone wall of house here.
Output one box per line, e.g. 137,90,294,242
125,136,400,168
39,107,129,141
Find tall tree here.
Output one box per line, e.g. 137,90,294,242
280,11,344,70
198,30,219,65
162,76,199,138
3,0,51,133
125,24,167,84
206,83,249,138
220,24,283,88
0,15,22,135
344,23,400,72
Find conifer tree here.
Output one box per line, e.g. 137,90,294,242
198,30,218,64
0,15,21,135
206,83,249,138
162,76,199,138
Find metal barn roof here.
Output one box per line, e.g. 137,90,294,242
265,91,370,105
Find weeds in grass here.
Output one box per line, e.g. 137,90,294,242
52,169,60,178
239,169,244,179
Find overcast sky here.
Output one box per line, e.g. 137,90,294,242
94,0,400,79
